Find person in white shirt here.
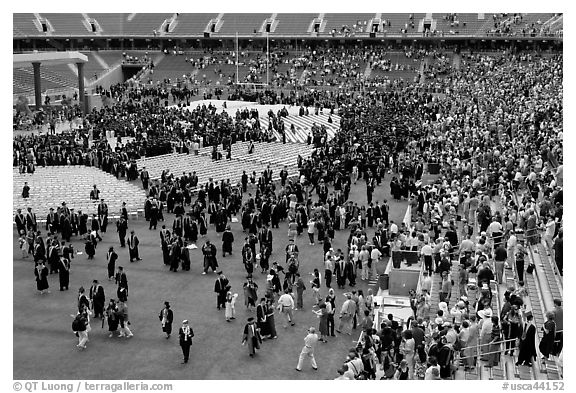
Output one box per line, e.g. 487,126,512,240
307,219,316,245
277,289,296,328
420,241,434,275
370,246,381,279
295,327,319,372
420,271,432,294
359,246,370,280
389,221,399,235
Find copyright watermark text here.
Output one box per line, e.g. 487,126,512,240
13,382,173,393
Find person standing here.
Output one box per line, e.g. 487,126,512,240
225,291,238,322
127,230,141,262
516,313,536,367
295,327,319,371
214,272,230,310
115,266,128,302
159,301,174,338
278,288,296,328
107,247,118,281
242,317,262,357
58,256,70,291
294,273,306,310
179,320,194,364
552,299,563,356
89,280,105,319
116,217,128,247
222,225,234,257
22,181,30,198
105,299,119,338
337,293,356,335
265,298,278,339
34,262,49,295
116,300,134,338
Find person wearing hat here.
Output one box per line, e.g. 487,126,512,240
97,198,109,233
241,317,262,357
202,240,218,274
89,279,106,319
159,302,174,338
140,166,150,190
222,225,234,257
15,208,26,236
178,320,194,363
46,207,59,235
214,271,230,310
127,230,141,262
295,326,319,371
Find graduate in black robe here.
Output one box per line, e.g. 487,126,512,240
107,247,118,280
215,209,228,233
34,262,49,294
90,280,106,318
222,226,234,257
58,257,70,291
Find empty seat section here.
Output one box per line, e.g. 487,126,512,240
217,13,270,35
274,13,317,35
168,13,218,35
41,13,88,35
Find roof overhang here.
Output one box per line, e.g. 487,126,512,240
13,51,88,68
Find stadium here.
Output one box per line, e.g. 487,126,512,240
13,12,563,382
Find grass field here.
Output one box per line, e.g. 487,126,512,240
13,172,408,380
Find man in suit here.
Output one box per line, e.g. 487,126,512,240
214,272,230,310
127,230,141,262
516,313,536,366
179,320,194,364
334,255,347,289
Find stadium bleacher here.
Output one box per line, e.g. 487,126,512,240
273,13,318,35
217,13,271,35
13,166,147,218
40,13,88,35
167,13,219,36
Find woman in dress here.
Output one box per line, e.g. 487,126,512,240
538,311,556,360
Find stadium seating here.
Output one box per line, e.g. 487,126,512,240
135,141,311,185
323,13,375,34
217,13,272,35
259,113,340,143
124,13,174,35
167,13,219,36
273,14,318,35
86,13,128,35
13,13,39,36
40,13,88,35
13,166,147,217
